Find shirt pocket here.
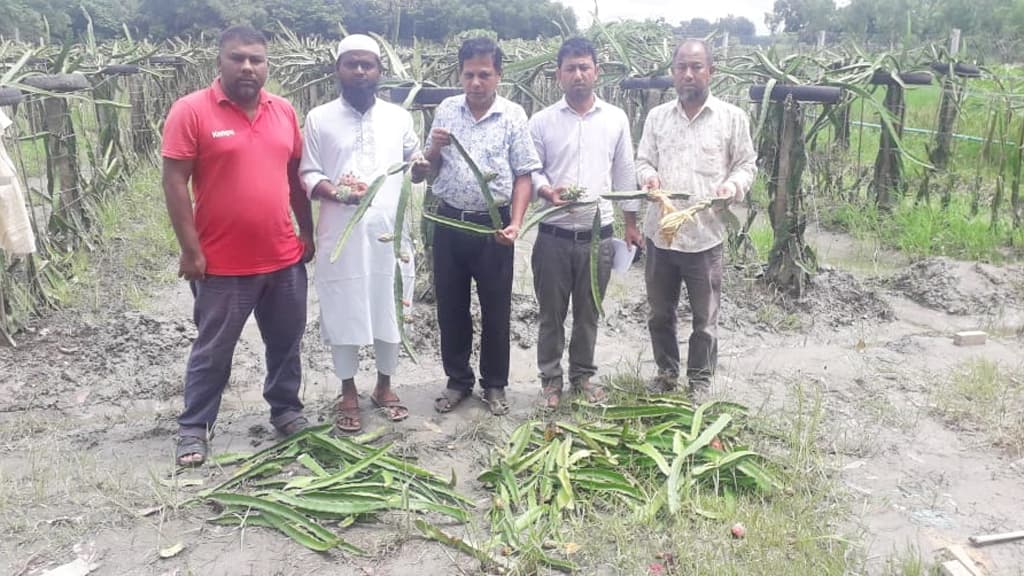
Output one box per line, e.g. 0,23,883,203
478,135,509,178
695,136,723,177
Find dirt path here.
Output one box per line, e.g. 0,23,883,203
2,223,1023,575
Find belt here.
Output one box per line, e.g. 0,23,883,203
539,222,613,242
438,201,510,225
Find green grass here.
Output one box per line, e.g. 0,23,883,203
931,359,1024,455
89,166,179,308
881,544,937,576
827,196,1024,262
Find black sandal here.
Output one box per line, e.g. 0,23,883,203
275,415,311,437
176,435,208,467
433,388,470,413
482,388,510,416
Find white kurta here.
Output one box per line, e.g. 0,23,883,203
0,110,36,256
300,97,420,346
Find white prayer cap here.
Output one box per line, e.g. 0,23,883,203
336,34,381,61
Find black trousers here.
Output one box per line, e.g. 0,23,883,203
433,204,513,391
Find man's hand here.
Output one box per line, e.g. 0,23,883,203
429,128,451,152
715,182,740,208
179,250,207,281
410,156,431,182
643,176,662,192
299,233,315,263
541,185,569,206
624,223,644,249
335,174,369,204
495,223,519,246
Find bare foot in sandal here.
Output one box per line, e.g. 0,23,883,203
434,387,470,413
176,434,207,467
539,379,563,412
334,379,361,433
573,376,607,404
370,374,408,422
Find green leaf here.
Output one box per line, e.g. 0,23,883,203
681,413,732,461
422,211,495,235
520,202,590,235
625,442,671,477
414,519,508,570
447,134,503,230
598,404,695,420
297,454,328,477
330,162,410,263
265,491,393,516
589,207,604,317
294,443,393,492
205,492,340,551
403,499,470,523
392,173,417,363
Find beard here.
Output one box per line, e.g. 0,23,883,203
341,82,377,109
678,85,708,103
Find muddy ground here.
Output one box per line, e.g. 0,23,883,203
2,221,1024,576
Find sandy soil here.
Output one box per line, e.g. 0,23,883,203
2,222,1023,576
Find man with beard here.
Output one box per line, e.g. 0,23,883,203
162,25,315,466
300,34,430,433
527,37,639,409
425,37,541,416
635,39,756,398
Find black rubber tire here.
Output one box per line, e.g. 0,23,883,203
0,87,23,107
619,76,674,90
748,84,842,104
870,70,933,86
929,62,981,78
389,86,463,106
100,64,140,76
21,73,91,93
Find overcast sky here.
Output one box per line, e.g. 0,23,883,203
562,0,776,35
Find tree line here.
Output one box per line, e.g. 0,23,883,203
768,0,1024,46
2,0,1021,50
0,0,577,43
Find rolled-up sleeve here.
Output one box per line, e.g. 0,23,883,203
299,112,329,198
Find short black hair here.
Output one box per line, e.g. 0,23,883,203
556,37,597,68
674,38,713,67
218,25,267,51
458,37,503,73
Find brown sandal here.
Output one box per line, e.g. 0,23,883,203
573,377,607,404
482,388,510,416
334,404,362,433
370,394,409,422
540,382,562,411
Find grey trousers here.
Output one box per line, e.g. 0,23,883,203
178,261,307,437
644,239,722,384
531,230,613,387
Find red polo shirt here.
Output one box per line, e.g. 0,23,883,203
161,79,304,276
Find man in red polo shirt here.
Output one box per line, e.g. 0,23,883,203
161,25,314,466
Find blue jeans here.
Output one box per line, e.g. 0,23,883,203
178,261,307,437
